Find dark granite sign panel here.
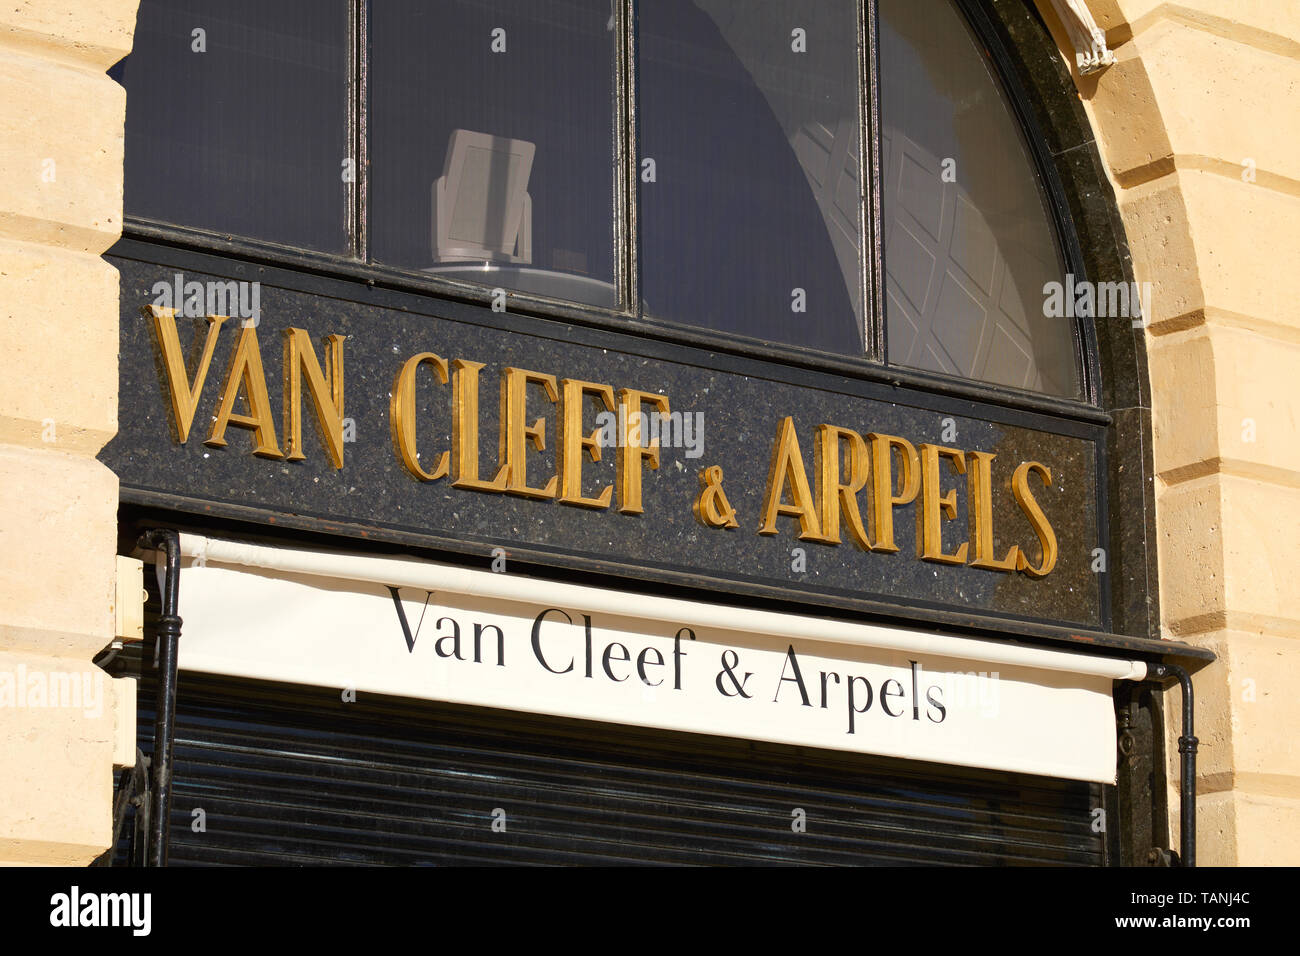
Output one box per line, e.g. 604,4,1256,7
104,251,1105,630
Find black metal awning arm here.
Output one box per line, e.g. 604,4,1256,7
138,528,183,867
1145,662,1198,867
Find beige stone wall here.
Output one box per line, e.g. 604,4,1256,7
0,0,137,864
1037,0,1300,864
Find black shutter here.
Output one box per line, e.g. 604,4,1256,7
114,646,1105,866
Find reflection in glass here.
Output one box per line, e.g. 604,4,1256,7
114,0,349,253
880,0,1081,397
639,1,865,353
370,0,618,308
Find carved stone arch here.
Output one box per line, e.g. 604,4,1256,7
1028,0,1300,866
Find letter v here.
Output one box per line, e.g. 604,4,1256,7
146,305,227,443
387,586,434,653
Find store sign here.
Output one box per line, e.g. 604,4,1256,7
105,254,1105,628
172,546,1123,783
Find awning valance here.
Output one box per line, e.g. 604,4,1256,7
166,534,1147,783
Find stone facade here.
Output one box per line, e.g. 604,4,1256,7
1035,0,1300,864
0,0,138,865
0,0,1296,865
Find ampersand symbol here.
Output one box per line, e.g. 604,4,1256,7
693,465,739,529
715,649,753,698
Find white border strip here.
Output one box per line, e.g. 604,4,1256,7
175,534,1147,683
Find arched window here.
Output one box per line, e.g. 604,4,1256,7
880,0,1081,397
112,0,1088,398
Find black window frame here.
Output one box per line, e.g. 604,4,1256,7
118,0,1100,420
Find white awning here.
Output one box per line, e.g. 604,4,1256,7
164,534,1146,783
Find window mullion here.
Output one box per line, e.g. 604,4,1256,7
620,0,639,317
861,0,886,363
351,0,370,262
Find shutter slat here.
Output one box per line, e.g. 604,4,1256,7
114,649,1105,866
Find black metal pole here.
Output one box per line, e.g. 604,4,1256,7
1152,662,1197,867
139,529,182,867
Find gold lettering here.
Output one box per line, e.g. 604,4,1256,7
145,306,227,443
617,389,670,515
390,352,449,481
866,433,920,552
558,378,615,509
918,443,969,564
282,328,346,469
451,359,509,492
694,465,739,528
758,416,826,540
205,323,282,458
814,424,871,548
966,451,1019,572
1011,461,1058,577
502,366,559,499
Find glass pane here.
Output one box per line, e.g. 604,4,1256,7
880,0,1081,397
114,0,349,253
370,0,618,309
639,1,865,353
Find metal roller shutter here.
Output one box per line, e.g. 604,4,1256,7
113,646,1106,866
